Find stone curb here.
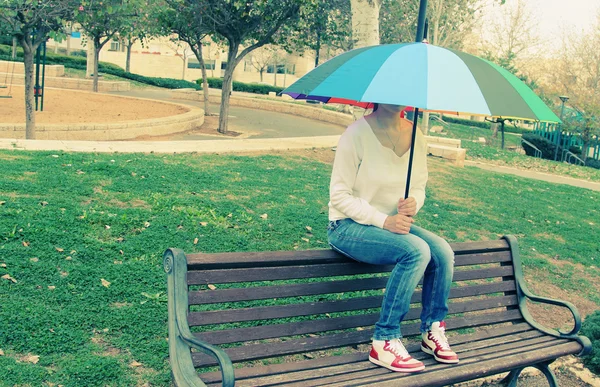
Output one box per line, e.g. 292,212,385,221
0,89,204,141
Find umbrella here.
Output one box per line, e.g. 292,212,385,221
281,42,560,198
282,42,559,123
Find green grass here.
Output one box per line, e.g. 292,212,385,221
0,150,598,385
430,121,600,182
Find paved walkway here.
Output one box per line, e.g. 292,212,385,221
465,160,600,191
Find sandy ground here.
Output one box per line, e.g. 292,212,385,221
0,87,188,124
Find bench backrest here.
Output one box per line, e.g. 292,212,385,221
180,238,521,373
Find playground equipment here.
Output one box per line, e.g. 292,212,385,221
0,60,16,99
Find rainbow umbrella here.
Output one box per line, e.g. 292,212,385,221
282,42,559,123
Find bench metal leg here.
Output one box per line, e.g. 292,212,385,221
501,361,558,387
502,367,524,387
533,362,559,387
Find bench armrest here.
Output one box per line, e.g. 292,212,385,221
180,334,235,387
503,235,593,357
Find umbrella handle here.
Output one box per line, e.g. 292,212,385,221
404,108,420,199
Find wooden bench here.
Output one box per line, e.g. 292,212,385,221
164,236,591,387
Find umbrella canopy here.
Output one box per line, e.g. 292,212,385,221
282,42,560,123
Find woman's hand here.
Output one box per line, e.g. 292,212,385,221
397,197,417,217
383,213,414,234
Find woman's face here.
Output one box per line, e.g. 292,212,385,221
378,104,405,114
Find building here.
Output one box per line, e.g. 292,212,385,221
48,33,316,87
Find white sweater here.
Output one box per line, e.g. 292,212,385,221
328,118,428,229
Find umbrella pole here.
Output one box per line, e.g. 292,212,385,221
405,0,428,198
404,108,420,199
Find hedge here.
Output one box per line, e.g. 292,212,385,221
440,115,531,134
521,133,581,160
0,44,200,90
581,310,600,375
197,77,284,95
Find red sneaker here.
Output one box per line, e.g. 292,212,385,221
421,321,459,364
369,338,425,373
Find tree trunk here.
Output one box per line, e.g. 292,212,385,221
315,31,321,67
66,35,71,56
126,40,134,73
94,45,101,92
23,48,36,139
54,43,59,54
350,0,381,48
260,70,263,82
12,37,18,59
491,122,499,138
195,43,211,116
86,38,95,78
218,46,239,134
182,56,187,80
274,57,278,87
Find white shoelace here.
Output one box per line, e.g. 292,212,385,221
430,326,451,350
386,339,410,358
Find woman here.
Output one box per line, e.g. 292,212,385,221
327,103,458,373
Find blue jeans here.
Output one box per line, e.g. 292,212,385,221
327,218,455,340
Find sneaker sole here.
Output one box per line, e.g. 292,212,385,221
369,356,425,373
421,345,459,364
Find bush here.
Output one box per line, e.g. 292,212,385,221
442,115,491,129
585,158,600,170
581,310,600,375
0,43,200,90
522,133,557,159
197,77,285,95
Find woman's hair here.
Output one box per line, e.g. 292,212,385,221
372,103,379,112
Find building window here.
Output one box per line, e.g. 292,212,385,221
221,61,228,70
267,64,294,74
109,41,120,52
188,59,216,70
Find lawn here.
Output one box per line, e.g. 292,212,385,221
0,149,598,386
430,120,600,183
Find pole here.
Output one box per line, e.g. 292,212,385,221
405,0,428,198
554,98,568,161
41,41,47,111
35,40,41,111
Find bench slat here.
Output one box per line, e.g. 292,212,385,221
194,294,518,345
189,275,515,306
187,262,514,286
227,332,553,387
185,241,511,269
191,308,524,367
199,322,534,384
318,340,578,387
287,337,569,387
189,291,517,327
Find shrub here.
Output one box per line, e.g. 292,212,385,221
197,77,285,95
522,133,557,159
442,115,491,129
585,158,600,170
0,43,200,90
581,310,600,375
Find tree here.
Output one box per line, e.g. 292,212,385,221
121,0,165,73
284,0,352,67
249,46,278,82
548,15,600,162
161,0,214,115
351,0,381,48
481,0,540,72
75,0,143,92
186,0,304,134
0,0,77,139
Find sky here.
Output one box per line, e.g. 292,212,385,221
483,0,600,51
